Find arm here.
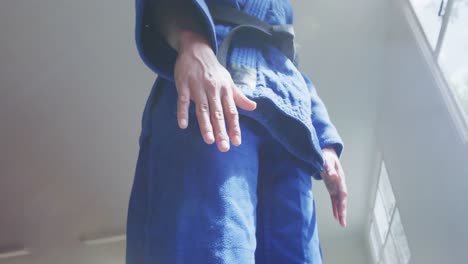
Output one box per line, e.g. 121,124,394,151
135,0,218,80
301,72,344,158
156,0,211,52
135,0,257,152
301,72,348,228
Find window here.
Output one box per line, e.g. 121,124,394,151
438,1,468,115
368,162,412,264
408,0,468,124
408,0,444,49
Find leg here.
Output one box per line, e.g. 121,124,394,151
127,83,264,264
255,134,323,264
126,134,150,264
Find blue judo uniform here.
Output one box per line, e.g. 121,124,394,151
127,0,344,263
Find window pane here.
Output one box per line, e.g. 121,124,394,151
379,162,396,219
438,0,468,117
370,220,382,262
382,232,400,264
374,190,390,241
391,209,412,264
409,0,444,49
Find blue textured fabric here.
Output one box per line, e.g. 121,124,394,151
127,82,324,263
129,0,345,262
134,0,344,179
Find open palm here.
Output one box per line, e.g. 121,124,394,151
320,147,348,228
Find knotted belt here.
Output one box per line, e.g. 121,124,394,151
207,4,299,68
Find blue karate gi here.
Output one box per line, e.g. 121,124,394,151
127,0,344,263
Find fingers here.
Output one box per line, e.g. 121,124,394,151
176,66,255,151
332,191,347,228
338,197,347,227
193,90,215,145
222,88,242,146
194,79,251,151
232,83,257,111
336,161,348,227
331,196,346,227
324,157,348,228
177,87,190,129
174,45,257,152
328,164,341,224
207,88,230,152
332,200,339,221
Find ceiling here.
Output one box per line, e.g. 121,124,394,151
0,0,385,263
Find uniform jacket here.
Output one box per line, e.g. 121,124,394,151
134,0,344,179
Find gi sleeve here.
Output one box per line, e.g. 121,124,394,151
301,72,344,159
135,0,218,81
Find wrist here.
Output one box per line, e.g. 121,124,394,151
322,146,337,155
177,30,211,52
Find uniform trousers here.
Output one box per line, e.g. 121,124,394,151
126,79,323,263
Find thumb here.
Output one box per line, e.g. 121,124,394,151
232,84,257,111
328,163,339,178
324,159,335,175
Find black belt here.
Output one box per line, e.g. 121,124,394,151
207,4,299,68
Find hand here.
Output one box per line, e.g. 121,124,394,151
174,31,257,152
320,147,348,228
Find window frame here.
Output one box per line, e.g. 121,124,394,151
367,156,413,264
399,0,468,143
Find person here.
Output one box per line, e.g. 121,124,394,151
126,0,348,263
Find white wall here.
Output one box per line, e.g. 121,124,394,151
375,0,468,263
292,0,386,262
0,0,385,263
322,235,371,264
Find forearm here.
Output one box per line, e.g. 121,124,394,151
300,72,344,158
155,0,212,52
